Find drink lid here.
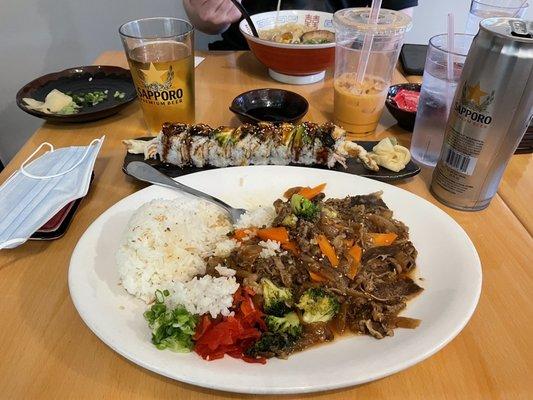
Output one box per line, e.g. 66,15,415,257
480,18,533,42
333,8,412,36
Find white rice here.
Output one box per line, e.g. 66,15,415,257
116,198,236,303
259,240,282,258
215,264,236,277
234,205,275,229
167,275,239,318
117,198,276,316
214,238,239,257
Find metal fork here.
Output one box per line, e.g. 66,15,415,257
125,161,246,223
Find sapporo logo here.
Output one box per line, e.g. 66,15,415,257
136,63,183,104
454,81,495,125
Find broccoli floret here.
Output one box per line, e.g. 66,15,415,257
245,332,298,359
261,278,293,317
281,213,298,228
265,312,302,338
296,287,339,324
246,312,303,359
290,194,319,220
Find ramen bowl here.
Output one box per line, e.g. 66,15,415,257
239,10,335,85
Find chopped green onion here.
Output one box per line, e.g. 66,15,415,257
70,90,108,107
155,289,165,304
113,90,126,99
144,290,197,352
58,102,81,115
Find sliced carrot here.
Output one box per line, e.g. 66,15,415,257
233,227,258,241
257,227,290,243
297,183,327,200
309,271,327,282
348,244,362,263
368,232,398,246
344,239,355,248
316,234,339,267
281,241,300,255
346,244,362,280
347,264,359,280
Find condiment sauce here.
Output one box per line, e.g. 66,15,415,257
246,106,300,122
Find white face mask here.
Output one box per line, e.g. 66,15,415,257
0,136,105,249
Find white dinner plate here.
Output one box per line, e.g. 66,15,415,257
69,166,482,394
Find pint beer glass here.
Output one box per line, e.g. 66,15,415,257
120,17,195,134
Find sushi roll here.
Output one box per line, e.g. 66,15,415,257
123,121,380,171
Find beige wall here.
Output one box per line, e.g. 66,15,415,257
405,1,532,44
0,0,212,163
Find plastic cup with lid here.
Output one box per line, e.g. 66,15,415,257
333,8,412,135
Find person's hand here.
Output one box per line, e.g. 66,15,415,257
183,0,242,35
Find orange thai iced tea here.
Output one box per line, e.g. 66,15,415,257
120,18,195,135
334,73,388,134
333,8,412,135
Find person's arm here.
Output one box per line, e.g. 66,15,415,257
183,0,242,35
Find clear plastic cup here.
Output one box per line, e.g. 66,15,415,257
410,34,474,167
465,0,529,34
333,8,412,135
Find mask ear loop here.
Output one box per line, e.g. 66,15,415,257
20,138,102,179
0,237,27,250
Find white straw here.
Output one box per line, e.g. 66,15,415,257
446,13,455,82
275,0,282,27
356,0,383,85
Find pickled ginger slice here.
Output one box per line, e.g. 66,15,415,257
368,137,411,172
23,89,78,114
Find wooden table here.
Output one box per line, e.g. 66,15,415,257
0,51,531,400
499,154,533,234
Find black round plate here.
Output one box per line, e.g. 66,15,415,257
16,65,136,123
122,138,420,182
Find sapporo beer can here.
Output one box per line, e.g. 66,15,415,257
431,18,533,211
